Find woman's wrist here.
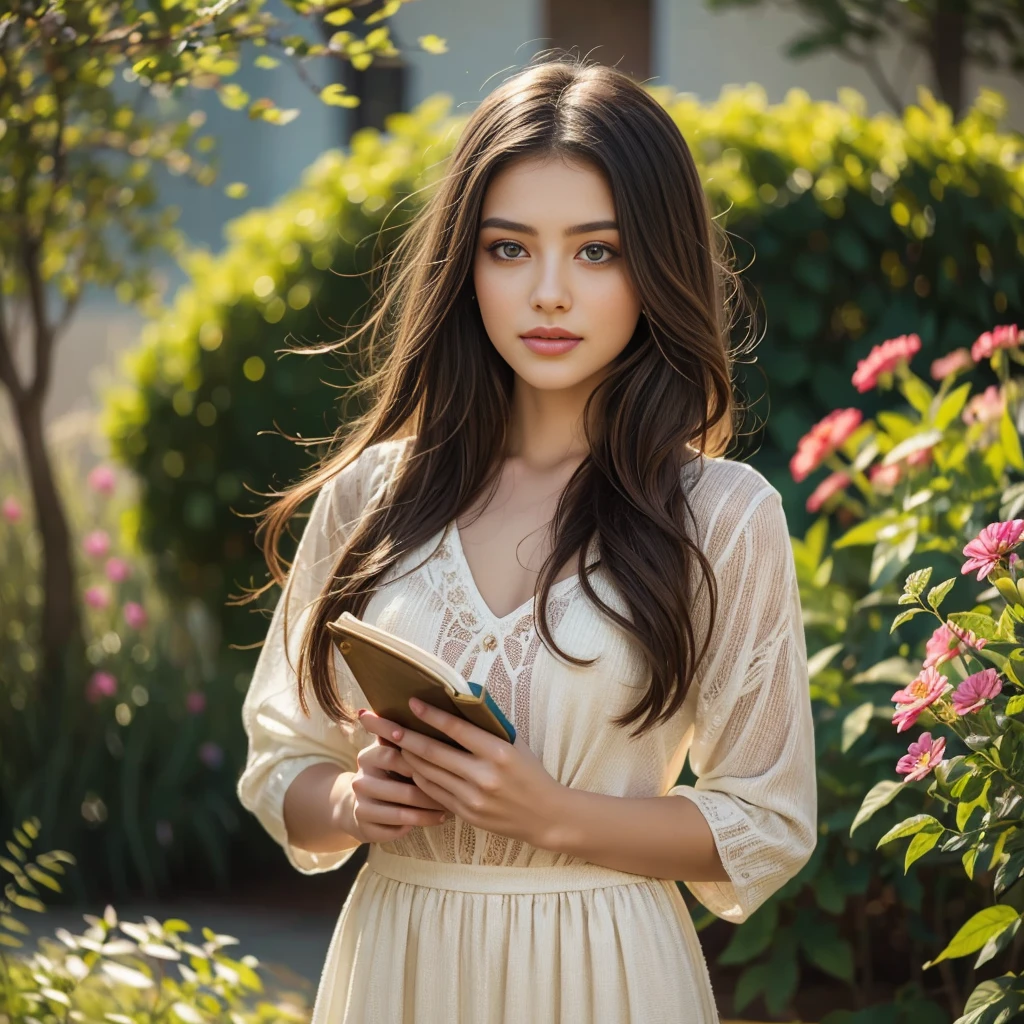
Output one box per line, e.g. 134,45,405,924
283,762,363,854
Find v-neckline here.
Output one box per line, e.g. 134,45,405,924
447,520,584,627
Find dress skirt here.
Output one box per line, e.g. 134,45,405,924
309,847,721,1023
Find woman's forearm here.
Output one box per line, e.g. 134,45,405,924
541,787,730,882
282,762,363,855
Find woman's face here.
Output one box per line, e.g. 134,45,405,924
473,154,642,393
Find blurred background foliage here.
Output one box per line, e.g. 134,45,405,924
103,81,1024,667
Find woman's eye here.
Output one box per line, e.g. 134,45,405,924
580,243,614,263
492,241,524,260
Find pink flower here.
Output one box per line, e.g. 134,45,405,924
790,408,863,483
186,691,207,715
87,465,117,495
123,601,148,630
86,671,117,703
923,622,988,669
105,557,132,583
972,324,1020,363
2,496,23,524
930,348,973,380
84,585,110,610
962,385,1004,426
896,732,946,783
82,530,111,559
906,446,933,469
870,462,903,493
852,334,922,393
891,666,950,733
199,742,224,769
806,471,850,513
962,519,1024,581
951,668,1003,715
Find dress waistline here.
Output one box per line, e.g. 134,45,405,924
365,846,655,895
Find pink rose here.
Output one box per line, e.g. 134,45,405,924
790,408,863,483
105,557,132,583
86,671,117,703
930,348,973,380
806,471,850,514
123,601,148,629
87,465,117,495
962,385,1004,426
896,732,946,783
84,585,110,610
82,530,111,559
962,519,1024,581
852,333,921,393
972,324,1020,363
951,668,1002,715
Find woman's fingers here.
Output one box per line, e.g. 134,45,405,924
357,771,448,812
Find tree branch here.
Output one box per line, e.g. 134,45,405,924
848,41,905,114
0,284,26,401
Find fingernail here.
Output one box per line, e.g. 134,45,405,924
357,708,367,718
409,698,423,713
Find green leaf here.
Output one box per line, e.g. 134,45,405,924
1001,407,1024,471
718,902,778,965
851,780,903,835
882,430,943,466
901,374,934,416
948,612,1003,643
320,84,360,108
924,905,1020,967
807,642,843,678
733,962,772,1013
834,514,898,549
1006,694,1024,716
891,607,925,633
324,7,354,24
877,814,942,848
850,658,919,686
934,382,972,430
903,567,933,599
841,702,875,752
905,827,942,872
803,935,854,982
927,578,957,612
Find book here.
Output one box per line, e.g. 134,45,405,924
326,611,517,750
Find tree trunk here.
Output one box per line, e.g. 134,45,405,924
10,388,83,695
931,4,966,118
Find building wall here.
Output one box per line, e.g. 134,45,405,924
12,0,1023,431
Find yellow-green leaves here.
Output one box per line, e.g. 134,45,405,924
923,905,1020,968
321,83,360,109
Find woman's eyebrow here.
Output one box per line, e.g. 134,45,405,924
479,217,619,236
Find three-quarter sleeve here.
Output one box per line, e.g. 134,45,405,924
668,482,817,923
236,444,396,874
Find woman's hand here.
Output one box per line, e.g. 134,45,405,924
359,699,566,848
340,718,452,845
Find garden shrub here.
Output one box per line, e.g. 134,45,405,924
758,323,1024,1024
1,420,237,901
0,818,312,1021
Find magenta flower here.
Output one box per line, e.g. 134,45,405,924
806,471,850,514
82,530,111,559
86,671,117,703
962,385,1004,426
852,333,922,393
951,668,1003,715
891,666,950,733
930,348,973,380
105,557,132,583
972,324,1020,363
199,741,224,769
84,585,110,610
790,408,863,483
2,496,23,524
924,623,960,668
962,519,1024,581
896,732,946,783
123,601,148,630
186,691,207,715
87,465,117,495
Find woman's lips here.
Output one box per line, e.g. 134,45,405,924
520,335,582,355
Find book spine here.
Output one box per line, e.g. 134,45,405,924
467,683,517,744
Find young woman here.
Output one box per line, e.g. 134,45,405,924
237,56,817,1023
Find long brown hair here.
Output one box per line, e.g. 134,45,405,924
243,54,751,739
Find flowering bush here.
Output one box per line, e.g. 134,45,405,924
0,818,312,1022
1,414,240,900
785,322,1024,1021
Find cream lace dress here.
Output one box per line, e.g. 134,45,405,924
237,438,817,1023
